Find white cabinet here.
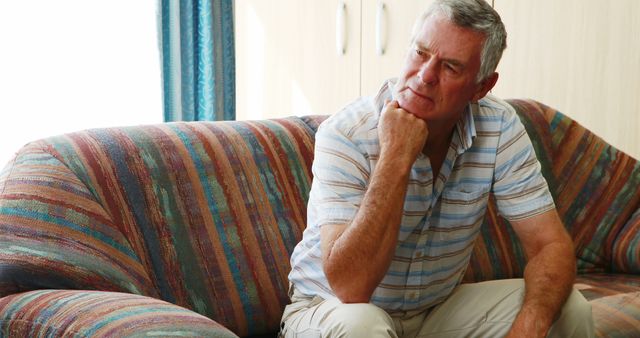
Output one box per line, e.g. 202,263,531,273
235,0,361,119
235,0,433,119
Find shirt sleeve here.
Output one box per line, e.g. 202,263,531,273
307,121,371,228
491,108,555,221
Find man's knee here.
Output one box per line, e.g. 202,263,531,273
549,288,594,338
323,301,396,337
282,297,396,338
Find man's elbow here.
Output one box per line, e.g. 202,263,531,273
332,286,372,304
336,292,371,304
324,265,373,304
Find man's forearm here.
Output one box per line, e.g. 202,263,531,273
508,238,576,337
321,99,428,303
322,154,411,303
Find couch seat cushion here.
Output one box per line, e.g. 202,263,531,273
576,274,640,337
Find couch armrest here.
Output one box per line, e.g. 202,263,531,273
0,290,238,337
0,142,156,297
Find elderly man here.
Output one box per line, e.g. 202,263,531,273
281,0,594,337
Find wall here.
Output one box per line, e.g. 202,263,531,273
492,0,640,158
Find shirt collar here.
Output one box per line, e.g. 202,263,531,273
454,102,477,154
374,79,395,115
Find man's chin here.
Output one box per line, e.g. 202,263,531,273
397,100,431,120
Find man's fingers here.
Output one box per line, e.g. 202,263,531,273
383,99,399,110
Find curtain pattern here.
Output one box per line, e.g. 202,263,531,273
159,0,235,121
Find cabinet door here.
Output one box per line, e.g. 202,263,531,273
493,0,640,158
360,0,434,96
235,0,361,119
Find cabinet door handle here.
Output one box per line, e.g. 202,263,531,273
376,1,386,55
336,1,346,55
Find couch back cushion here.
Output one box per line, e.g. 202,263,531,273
464,100,640,282
612,208,640,273
1,116,324,337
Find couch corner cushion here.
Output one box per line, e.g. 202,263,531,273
0,290,239,337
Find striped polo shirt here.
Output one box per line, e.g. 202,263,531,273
288,79,555,312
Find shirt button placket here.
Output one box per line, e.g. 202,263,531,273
406,247,426,306
410,232,430,306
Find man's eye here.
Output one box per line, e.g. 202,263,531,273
445,64,458,73
415,49,425,56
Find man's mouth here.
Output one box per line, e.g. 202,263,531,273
408,87,430,101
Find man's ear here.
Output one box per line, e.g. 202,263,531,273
471,72,499,102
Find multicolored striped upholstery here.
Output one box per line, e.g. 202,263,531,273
576,274,640,336
0,142,158,298
1,100,638,337
0,290,237,337
613,208,640,273
0,117,323,337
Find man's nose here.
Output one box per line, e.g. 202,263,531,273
418,59,438,85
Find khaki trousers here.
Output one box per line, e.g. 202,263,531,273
280,279,594,338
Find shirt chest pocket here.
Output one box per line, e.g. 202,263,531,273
434,188,491,228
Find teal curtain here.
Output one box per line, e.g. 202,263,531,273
159,0,235,121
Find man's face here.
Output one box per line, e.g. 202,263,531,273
395,13,488,123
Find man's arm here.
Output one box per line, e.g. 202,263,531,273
506,209,576,338
321,101,428,303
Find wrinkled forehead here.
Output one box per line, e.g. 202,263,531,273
411,5,446,42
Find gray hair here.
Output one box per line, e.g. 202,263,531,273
411,0,507,82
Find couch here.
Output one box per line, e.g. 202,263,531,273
0,99,638,337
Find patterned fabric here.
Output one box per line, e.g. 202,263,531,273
290,81,554,312
464,99,640,282
0,290,238,337
0,143,157,298
613,208,640,273
575,274,640,337
0,117,321,336
159,0,236,121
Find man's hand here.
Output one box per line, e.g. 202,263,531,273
379,100,429,170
